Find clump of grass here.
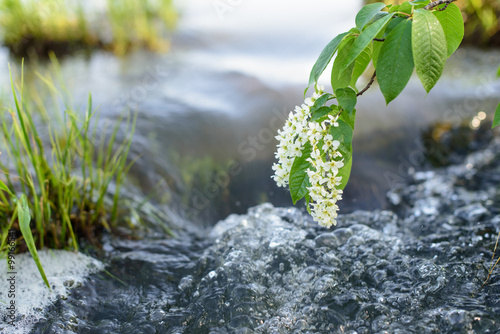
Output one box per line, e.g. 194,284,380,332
0,0,177,57
0,62,136,267
0,0,95,56
107,0,177,55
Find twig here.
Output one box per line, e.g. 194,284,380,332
357,72,376,97
424,0,457,11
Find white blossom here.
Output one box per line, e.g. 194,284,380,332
272,83,345,227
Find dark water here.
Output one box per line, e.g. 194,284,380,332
0,0,499,332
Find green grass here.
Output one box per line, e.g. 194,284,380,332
0,61,137,284
0,0,177,56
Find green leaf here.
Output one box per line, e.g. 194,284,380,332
18,194,51,290
339,108,357,130
378,19,414,104
367,12,390,26
410,0,430,8
389,5,401,13
412,9,447,93
331,36,356,90
335,88,357,113
356,2,387,32
328,119,355,191
493,103,500,128
310,93,332,113
373,17,406,68
350,43,372,89
433,3,464,57
399,1,413,14
329,119,354,160
0,179,13,195
497,64,500,77
308,32,350,86
289,142,313,204
338,155,353,190
384,16,406,37
341,13,394,73
311,105,339,122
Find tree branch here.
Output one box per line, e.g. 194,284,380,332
424,0,457,11
357,72,376,97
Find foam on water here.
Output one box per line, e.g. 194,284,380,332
0,250,103,334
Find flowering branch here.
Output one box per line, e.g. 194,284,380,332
272,0,463,228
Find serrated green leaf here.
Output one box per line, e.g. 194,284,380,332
18,194,51,289
308,32,350,86
289,142,313,204
350,43,372,89
412,9,447,93
338,155,353,190
329,119,354,156
311,105,339,122
373,17,406,68
328,119,355,191
493,103,500,128
400,1,413,14
433,3,464,57
331,36,356,91
389,5,401,13
410,0,430,8
335,88,357,113
367,12,390,26
385,16,406,37
372,30,387,68
0,179,13,195
310,93,332,113
341,13,394,73
356,2,387,32
339,108,357,130
378,19,414,104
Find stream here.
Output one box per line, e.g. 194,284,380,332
0,0,500,333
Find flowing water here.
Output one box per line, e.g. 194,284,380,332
0,0,500,332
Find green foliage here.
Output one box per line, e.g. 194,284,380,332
493,103,500,129
281,0,465,217
342,13,394,73
433,3,465,56
18,194,50,289
378,19,414,104
412,9,447,93
308,32,350,87
365,0,500,46
289,142,313,204
0,63,136,262
356,3,388,32
0,0,177,56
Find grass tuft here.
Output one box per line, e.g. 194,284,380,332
0,62,137,283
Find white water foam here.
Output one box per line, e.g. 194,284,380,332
0,250,104,334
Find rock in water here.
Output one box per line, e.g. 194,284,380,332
173,140,500,333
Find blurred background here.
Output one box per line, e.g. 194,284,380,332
0,0,499,225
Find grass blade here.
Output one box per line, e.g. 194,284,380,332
18,194,51,289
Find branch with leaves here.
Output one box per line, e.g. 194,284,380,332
272,0,465,227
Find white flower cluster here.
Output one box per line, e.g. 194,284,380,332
272,85,344,227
